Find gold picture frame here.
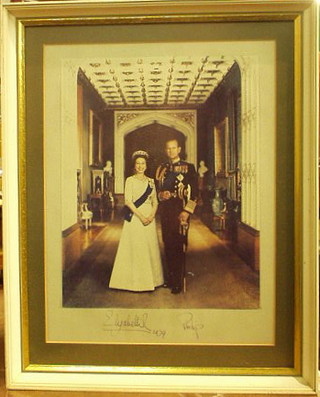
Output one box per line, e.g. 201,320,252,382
1,0,318,393
89,110,103,168
214,117,228,177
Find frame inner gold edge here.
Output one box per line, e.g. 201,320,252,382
25,364,299,376
17,10,303,375
18,13,301,26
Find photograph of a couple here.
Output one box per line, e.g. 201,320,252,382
61,46,267,311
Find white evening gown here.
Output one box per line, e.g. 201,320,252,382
109,176,164,291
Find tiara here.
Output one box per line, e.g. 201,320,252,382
132,150,149,159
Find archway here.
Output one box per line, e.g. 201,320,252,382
114,110,197,193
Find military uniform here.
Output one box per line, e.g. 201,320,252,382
155,160,198,293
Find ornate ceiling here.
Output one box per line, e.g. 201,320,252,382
81,55,235,108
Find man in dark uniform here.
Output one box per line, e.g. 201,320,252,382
156,138,198,294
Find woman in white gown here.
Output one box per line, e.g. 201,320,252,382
109,150,164,292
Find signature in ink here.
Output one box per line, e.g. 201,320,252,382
102,310,166,338
179,312,204,339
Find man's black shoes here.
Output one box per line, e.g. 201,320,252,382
171,287,182,294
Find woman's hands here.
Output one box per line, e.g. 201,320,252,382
140,214,155,226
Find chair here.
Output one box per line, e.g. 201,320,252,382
80,202,93,230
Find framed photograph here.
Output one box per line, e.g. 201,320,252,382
89,110,103,167
1,0,318,393
214,117,228,177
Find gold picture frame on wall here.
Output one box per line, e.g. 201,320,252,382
89,110,103,168
1,0,318,393
214,117,228,177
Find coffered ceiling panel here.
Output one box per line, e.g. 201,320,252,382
81,55,235,108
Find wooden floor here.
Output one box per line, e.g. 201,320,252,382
63,215,259,309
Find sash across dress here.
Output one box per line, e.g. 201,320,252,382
109,176,164,292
